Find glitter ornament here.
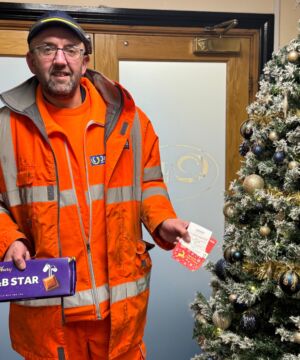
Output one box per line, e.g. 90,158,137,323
243,174,265,194
212,311,232,330
240,311,259,335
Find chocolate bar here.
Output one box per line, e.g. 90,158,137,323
0,257,76,302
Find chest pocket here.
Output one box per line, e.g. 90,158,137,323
17,167,35,187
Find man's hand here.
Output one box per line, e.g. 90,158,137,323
4,240,30,270
157,218,190,245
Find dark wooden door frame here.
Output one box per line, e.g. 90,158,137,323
0,2,273,73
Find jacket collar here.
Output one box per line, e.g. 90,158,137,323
0,69,136,142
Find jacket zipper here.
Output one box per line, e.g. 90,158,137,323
64,127,102,319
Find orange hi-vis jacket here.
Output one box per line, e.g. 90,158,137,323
0,69,177,360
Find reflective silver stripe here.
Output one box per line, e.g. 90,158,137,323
16,297,61,307
143,166,163,182
88,184,104,202
16,283,110,308
131,111,142,201
60,185,104,208
21,186,57,204
105,112,142,206
2,186,58,207
107,185,134,204
60,189,76,208
111,272,151,304
0,108,18,204
142,186,170,202
15,273,150,308
64,283,109,308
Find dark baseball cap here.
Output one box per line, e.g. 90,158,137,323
27,10,92,54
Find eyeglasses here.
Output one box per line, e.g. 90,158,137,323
31,44,85,61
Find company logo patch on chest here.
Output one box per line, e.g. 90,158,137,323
90,154,106,166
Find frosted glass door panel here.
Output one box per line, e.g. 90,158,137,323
0,57,31,360
120,61,226,360
0,57,32,106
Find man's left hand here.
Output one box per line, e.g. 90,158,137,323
157,218,190,245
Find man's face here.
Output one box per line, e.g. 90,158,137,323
26,26,89,101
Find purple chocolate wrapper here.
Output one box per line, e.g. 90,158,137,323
0,257,76,302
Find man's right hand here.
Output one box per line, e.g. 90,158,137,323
4,240,30,270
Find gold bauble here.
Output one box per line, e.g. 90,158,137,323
259,225,271,237
287,50,299,63
229,294,238,303
293,332,300,344
268,131,278,141
288,161,298,170
243,174,265,194
196,314,208,325
223,202,236,218
212,311,232,330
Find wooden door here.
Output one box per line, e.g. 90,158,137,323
94,29,259,189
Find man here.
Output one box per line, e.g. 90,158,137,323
0,10,190,360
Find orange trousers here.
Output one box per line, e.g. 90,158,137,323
25,316,146,360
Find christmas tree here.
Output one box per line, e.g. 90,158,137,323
191,23,300,360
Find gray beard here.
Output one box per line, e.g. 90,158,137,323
44,79,77,99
